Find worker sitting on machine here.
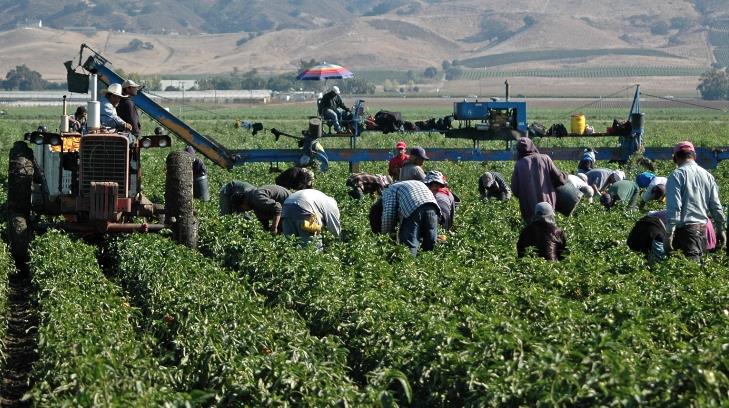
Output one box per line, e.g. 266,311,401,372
318,86,350,133
100,83,134,139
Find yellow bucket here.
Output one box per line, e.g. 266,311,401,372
570,113,586,135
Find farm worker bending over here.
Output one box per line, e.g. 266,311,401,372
517,202,567,261
380,180,440,256
577,148,596,174
346,173,392,199
628,210,718,263
388,141,409,180
100,83,133,134
237,184,291,234
510,137,566,222
276,166,315,191
567,173,596,203
281,189,340,250
399,146,429,182
585,168,624,192
665,141,726,260
478,171,511,201
219,180,255,216
600,180,640,210
639,176,667,209
424,171,458,232
318,86,350,133
116,79,143,137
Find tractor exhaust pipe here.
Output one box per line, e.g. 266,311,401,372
87,74,101,130
504,80,509,101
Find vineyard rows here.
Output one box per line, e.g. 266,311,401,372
459,49,681,69
458,66,706,80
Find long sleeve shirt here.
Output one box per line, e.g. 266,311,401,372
665,160,725,235
346,173,389,195
116,97,141,136
381,181,438,234
399,162,426,182
100,97,129,131
607,180,640,208
585,168,614,191
388,153,409,180
282,189,341,237
219,181,255,215
567,174,594,198
245,185,290,221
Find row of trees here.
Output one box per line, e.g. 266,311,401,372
5,62,728,99
1,65,65,91
697,69,729,100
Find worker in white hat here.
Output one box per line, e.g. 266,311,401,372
117,79,143,136
100,83,132,132
318,85,350,133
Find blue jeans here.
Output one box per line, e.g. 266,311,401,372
322,108,342,132
399,203,438,256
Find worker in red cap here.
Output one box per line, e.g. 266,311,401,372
388,140,409,181
665,140,726,261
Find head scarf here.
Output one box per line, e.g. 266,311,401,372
516,137,539,159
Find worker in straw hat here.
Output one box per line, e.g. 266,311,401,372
665,140,726,260
100,83,133,133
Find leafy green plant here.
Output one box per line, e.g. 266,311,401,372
28,231,188,405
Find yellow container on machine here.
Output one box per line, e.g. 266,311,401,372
570,113,586,135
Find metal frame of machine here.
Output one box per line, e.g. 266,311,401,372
74,44,729,170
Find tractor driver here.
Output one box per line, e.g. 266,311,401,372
318,86,350,133
100,83,134,137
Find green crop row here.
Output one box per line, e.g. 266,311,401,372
110,233,389,406
0,243,12,366
27,231,188,406
457,66,706,80
195,157,729,405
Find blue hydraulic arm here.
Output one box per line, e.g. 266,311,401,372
80,49,234,169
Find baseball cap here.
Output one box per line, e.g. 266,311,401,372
122,79,143,89
424,170,447,186
576,173,588,183
410,146,429,160
612,170,625,181
673,141,695,154
332,86,340,95
395,141,407,149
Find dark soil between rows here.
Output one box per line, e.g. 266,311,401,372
0,262,37,407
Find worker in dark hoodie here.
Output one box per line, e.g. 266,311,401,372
517,202,567,261
510,137,566,222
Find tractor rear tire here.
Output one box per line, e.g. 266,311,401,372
7,141,35,261
165,151,198,248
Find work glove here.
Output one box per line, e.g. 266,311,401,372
717,230,726,250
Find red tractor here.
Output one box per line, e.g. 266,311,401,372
7,126,197,260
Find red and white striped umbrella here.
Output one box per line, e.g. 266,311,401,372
296,62,354,81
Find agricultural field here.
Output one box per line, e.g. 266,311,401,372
0,100,728,406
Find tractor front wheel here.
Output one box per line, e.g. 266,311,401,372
7,141,35,261
165,151,198,248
